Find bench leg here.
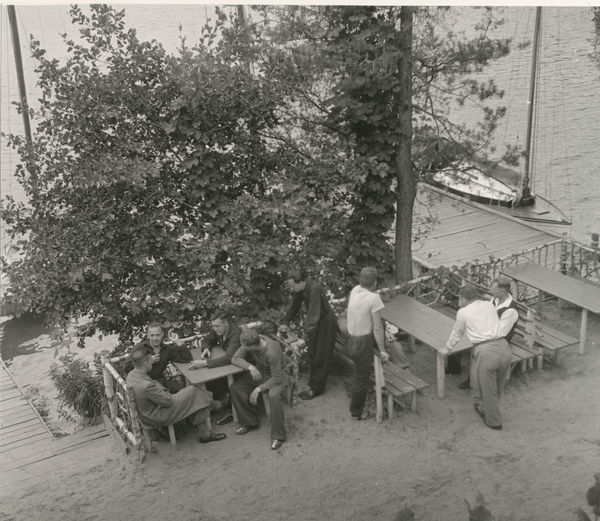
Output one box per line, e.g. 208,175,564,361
437,352,445,399
555,349,562,365
167,424,176,446
411,391,417,413
142,428,153,452
579,308,588,355
537,353,543,370
388,394,394,421
520,359,527,374
374,356,383,423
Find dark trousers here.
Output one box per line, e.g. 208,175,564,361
306,311,338,396
230,372,288,441
347,333,374,417
446,352,463,375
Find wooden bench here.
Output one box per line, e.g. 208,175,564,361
333,330,430,421
373,357,429,422
433,303,541,375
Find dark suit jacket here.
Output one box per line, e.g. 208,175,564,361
200,324,243,368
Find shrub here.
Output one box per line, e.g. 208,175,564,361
49,354,106,423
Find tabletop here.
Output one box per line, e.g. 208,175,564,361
173,347,244,386
501,263,600,314
380,294,472,353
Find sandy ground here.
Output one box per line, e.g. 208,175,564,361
1,303,599,521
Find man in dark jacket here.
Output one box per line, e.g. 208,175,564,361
279,269,337,400
131,321,193,393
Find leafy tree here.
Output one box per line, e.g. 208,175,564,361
1,5,351,343
250,5,511,282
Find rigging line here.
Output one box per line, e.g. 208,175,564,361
57,5,67,35
553,7,573,219
36,6,47,50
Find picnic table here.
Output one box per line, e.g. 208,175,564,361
173,347,244,422
380,294,472,398
501,262,600,355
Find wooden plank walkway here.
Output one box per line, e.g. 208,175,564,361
0,361,115,494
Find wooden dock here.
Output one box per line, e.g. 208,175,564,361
1,360,115,494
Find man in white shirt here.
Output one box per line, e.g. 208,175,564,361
457,276,519,390
440,285,512,430
346,267,390,420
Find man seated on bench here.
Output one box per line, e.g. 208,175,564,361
230,329,289,451
440,286,511,430
130,321,193,393
127,345,227,444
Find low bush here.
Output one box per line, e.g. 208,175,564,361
49,354,106,423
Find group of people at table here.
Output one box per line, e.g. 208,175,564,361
125,267,519,451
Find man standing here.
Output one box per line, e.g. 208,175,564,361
441,286,512,430
346,267,390,421
457,277,519,390
230,330,289,450
127,346,227,444
491,276,520,341
279,270,337,400
132,321,193,393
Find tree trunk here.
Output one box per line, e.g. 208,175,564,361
394,6,415,284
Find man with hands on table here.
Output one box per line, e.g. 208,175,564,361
439,285,512,431
229,329,289,451
188,311,243,424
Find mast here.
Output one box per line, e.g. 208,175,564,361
7,5,33,148
521,6,542,202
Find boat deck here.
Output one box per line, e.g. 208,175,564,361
410,183,562,269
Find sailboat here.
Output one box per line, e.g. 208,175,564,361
429,7,572,235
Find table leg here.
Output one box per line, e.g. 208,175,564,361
227,374,238,422
374,356,383,423
437,352,445,399
537,289,544,314
579,308,588,355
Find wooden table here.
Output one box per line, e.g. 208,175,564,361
173,347,244,422
380,294,472,398
501,262,600,355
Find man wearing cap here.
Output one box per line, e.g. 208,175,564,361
346,267,390,421
279,269,337,401
441,285,511,430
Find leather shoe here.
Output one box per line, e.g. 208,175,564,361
236,425,259,435
298,389,316,400
198,432,227,444
351,410,372,421
216,413,234,426
484,422,503,431
459,378,471,390
271,439,284,450
474,403,485,420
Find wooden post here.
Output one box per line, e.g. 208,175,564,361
436,352,446,399
560,232,568,275
374,355,383,423
101,350,118,420
579,309,588,355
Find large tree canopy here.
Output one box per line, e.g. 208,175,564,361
1,5,512,343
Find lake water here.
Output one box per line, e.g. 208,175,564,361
2,5,599,253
